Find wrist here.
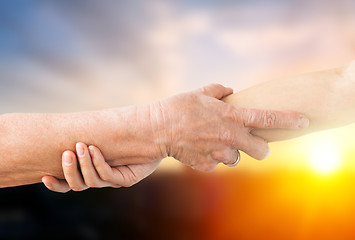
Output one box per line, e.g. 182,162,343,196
148,100,171,159
109,104,169,162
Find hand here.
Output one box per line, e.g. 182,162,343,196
42,142,161,193
151,83,308,172
43,83,309,192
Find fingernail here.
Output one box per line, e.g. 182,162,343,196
44,182,52,189
259,145,270,160
298,116,309,128
42,178,51,188
264,146,271,159
76,143,85,157
88,146,94,156
63,152,73,166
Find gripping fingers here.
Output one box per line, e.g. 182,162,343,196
89,146,136,187
211,148,240,166
43,144,121,193
42,176,71,193
232,133,270,160
88,146,122,188
62,150,89,191
76,142,112,188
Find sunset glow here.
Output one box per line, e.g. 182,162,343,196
309,140,342,174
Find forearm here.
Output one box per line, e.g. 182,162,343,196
223,61,355,142
0,105,161,187
4,61,352,188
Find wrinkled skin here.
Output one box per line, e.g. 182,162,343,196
43,84,307,192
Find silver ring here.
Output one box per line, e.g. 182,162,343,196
226,150,241,167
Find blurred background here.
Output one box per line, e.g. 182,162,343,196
1,0,355,239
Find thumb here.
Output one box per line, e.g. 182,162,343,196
42,176,71,193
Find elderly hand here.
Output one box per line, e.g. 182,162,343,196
42,83,308,192
151,83,308,172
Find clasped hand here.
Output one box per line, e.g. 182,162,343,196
42,84,308,192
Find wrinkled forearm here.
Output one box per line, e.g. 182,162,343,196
0,105,161,188
223,61,355,142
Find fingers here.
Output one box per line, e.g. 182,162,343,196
42,176,71,193
213,133,269,164
211,148,239,165
43,143,161,192
191,156,219,172
222,107,308,162
59,144,121,192
237,133,270,160
241,108,309,129
224,121,270,160
89,145,160,187
76,143,105,188
89,145,118,183
89,145,134,187
197,83,234,99
87,145,121,188
43,144,125,193
62,150,89,191
74,143,121,189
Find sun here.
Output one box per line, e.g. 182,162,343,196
309,140,341,174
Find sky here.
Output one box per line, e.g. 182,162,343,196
1,0,354,112
1,0,355,183
1,1,355,239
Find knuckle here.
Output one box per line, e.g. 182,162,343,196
218,130,230,142
211,149,229,163
100,173,111,182
242,109,255,125
218,126,237,144
211,83,223,89
199,83,223,95
211,151,221,161
262,110,277,128
199,86,209,95
221,131,240,148
228,106,240,122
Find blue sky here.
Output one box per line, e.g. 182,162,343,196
0,0,353,113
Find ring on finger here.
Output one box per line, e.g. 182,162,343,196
225,150,241,167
